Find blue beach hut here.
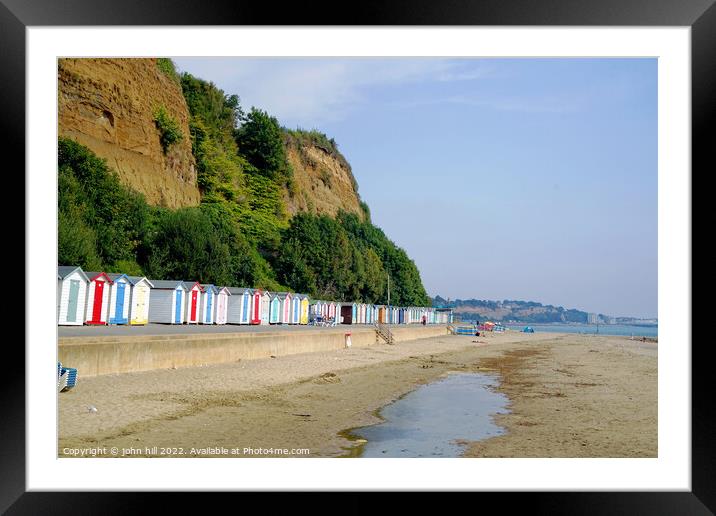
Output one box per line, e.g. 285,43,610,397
148,280,188,324
269,294,281,324
200,284,218,324
291,294,301,324
106,273,132,325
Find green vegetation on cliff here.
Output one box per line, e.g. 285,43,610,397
57,60,430,305
432,296,593,323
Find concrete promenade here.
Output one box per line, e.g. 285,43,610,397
58,324,449,377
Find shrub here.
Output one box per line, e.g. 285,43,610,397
57,209,102,271
156,58,180,84
58,138,149,267
153,106,183,153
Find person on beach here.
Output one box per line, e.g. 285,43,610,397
422,315,426,326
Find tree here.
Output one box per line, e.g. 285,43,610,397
235,108,291,182
58,138,148,271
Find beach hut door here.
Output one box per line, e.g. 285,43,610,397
206,293,213,322
92,281,104,321
175,290,183,323
191,290,198,320
135,287,146,320
115,282,126,321
217,294,225,320
67,280,80,322
243,293,250,322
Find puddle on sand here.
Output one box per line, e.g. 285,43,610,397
342,372,509,458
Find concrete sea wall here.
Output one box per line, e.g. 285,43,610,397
58,326,449,377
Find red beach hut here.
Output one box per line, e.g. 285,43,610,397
182,282,204,324
251,289,263,325
84,272,113,325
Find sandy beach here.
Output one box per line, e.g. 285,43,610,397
58,330,657,458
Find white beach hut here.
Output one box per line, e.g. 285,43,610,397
227,287,253,325
106,273,132,325
214,286,230,325
182,282,204,324
148,280,188,324
126,276,153,325
199,284,218,324
291,294,301,324
84,272,113,325
311,300,321,320
269,293,282,324
57,266,90,326
281,292,292,324
260,290,271,325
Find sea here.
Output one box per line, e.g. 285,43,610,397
503,323,658,338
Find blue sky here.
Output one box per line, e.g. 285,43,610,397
173,58,657,319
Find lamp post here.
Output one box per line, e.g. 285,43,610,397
387,274,391,325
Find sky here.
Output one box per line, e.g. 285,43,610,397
173,57,657,319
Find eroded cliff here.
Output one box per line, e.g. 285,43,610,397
58,58,200,208
284,132,365,221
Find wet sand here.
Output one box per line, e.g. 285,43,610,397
58,331,656,458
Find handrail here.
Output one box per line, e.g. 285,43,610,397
374,322,394,344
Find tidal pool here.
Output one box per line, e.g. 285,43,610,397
344,373,510,458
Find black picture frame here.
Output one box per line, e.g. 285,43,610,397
3,0,706,512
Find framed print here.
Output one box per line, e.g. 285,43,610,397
3,0,709,512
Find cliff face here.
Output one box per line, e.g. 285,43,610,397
284,140,364,221
58,58,200,208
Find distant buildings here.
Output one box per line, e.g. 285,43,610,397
587,313,599,324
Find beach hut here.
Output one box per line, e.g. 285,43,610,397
182,282,204,324
148,280,188,324
249,289,262,324
57,266,90,326
125,276,153,325
106,273,131,325
313,301,323,320
84,272,113,325
351,303,358,324
363,304,370,324
299,295,310,324
227,287,252,325
341,303,354,324
214,286,230,325
269,293,281,324
377,306,387,324
260,291,271,325
199,284,218,324
327,302,336,322
398,308,405,324
291,294,301,324
281,292,292,324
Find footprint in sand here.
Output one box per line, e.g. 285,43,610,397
314,372,341,384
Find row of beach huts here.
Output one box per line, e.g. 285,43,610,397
57,266,452,327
